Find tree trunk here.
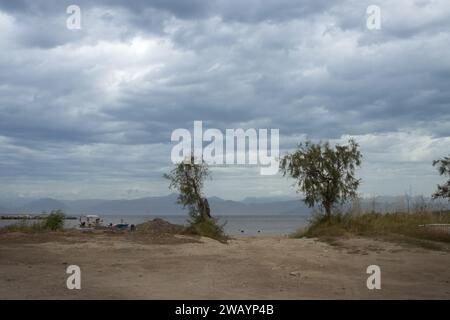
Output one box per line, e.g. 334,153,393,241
198,198,211,221
202,198,211,220
324,202,332,220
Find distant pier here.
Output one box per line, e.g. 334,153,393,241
0,214,78,220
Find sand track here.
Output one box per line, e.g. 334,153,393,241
0,232,449,299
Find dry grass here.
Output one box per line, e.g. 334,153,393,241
294,211,450,250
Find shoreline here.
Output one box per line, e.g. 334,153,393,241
0,214,309,236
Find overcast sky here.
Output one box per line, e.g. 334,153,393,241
0,0,449,200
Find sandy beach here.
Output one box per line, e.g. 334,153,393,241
0,231,449,299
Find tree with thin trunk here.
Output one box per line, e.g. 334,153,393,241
164,156,212,223
432,155,450,201
280,139,362,219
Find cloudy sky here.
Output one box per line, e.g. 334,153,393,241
0,0,449,200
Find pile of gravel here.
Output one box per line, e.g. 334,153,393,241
135,218,185,235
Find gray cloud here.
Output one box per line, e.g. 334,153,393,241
0,0,449,200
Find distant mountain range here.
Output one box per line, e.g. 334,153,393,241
0,194,447,216
0,194,310,215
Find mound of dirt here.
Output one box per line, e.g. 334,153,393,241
136,218,185,235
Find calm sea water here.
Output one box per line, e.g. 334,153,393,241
0,214,308,236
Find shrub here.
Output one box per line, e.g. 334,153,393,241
42,210,66,231
184,217,228,243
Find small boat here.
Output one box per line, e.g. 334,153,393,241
113,223,129,230
79,214,103,229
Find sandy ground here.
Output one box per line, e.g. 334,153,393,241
0,231,449,299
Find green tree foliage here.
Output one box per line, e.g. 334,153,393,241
280,139,362,219
164,156,212,223
43,210,66,231
432,155,450,201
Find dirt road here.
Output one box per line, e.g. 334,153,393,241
0,232,449,299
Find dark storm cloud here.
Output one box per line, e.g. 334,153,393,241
0,0,339,21
0,0,449,199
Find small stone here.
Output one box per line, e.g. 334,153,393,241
289,271,301,277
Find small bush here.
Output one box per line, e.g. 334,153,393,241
184,217,228,243
42,210,65,231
